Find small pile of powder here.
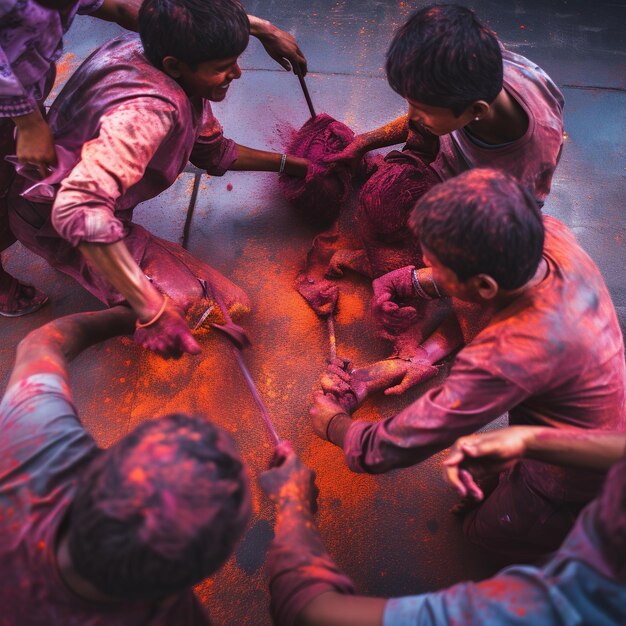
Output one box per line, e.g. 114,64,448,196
280,113,355,229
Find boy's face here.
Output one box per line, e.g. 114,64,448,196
422,245,497,303
175,56,242,101
407,98,475,136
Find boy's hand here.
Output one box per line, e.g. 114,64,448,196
443,427,535,500
250,18,308,75
324,137,367,174
372,266,419,334
319,357,364,413
13,111,58,178
309,390,350,441
382,356,438,396
133,300,201,359
260,441,318,511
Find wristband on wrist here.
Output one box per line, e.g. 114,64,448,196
278,153,287,174
412,268,433,300
430,277,442,298
136,297,167,329
326,411,349,442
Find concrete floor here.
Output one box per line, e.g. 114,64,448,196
1,1,625,624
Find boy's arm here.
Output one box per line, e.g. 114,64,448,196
51,101,199,358
7,307,136,391
0,44,57,173
248,16,307,75
229,144,308,177
91,0,141,31
444,427,626,500
260,443,385,626
325,115,409,170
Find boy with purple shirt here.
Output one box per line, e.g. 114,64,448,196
0,306,250,624
0,0,307,317
6,0,312,357
310,169,625,558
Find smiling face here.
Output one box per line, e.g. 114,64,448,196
165,56,242,101
407,97,477,136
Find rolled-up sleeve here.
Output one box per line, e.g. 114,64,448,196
52,99,176,246
189,101,238,175
343,361,529,473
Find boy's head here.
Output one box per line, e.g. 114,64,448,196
139,0,249,100
386,4,502,135
67,413,250,600
409,169,543,302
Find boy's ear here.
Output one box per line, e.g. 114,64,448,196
470,101,491,122
472,274,499,300
162,56,183,79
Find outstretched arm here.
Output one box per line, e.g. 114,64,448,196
7,306,136,391
444,426,626,500
260,442,385,626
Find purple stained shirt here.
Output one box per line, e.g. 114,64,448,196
0,0,103,117
343,216,625,503
408,47,565,205
0,374,212,624
382,499,626,626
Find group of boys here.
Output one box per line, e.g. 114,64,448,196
0,0,624,624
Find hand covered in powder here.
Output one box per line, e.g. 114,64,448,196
260,441,318,511
444,427,534,501
372,266,419,335
133,300,201,359
382,356,438,396
309,390,352,442
254,21,308,75
14,112,58,178
319,357,364,413
323,136,367,174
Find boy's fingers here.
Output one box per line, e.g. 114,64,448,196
443,447,465,467
445,465,467,497
459,469,484,501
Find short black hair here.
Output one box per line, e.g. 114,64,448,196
410,169,544,289
68,414,250,600
386,4,503,116
139,0,250,70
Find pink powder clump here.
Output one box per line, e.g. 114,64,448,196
279,113,355,228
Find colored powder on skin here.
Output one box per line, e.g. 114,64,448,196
279,113,356,229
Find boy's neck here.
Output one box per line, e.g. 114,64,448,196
466,88,529,145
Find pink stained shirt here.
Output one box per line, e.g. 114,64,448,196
0,374,213,625
407,47,564,205
0,0,103,117
343,216,625,503
13,34,238,247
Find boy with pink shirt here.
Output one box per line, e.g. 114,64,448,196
6,0,312,357
0,0,307,317
311,170,625,559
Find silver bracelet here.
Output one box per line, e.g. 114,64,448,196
412,268,433,300
279,153,287,174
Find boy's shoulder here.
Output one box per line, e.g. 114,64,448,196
501,46,565,116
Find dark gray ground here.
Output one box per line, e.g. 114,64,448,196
1,1,624,624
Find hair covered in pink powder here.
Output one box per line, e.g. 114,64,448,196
280,113,355,228
356,150,440,277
